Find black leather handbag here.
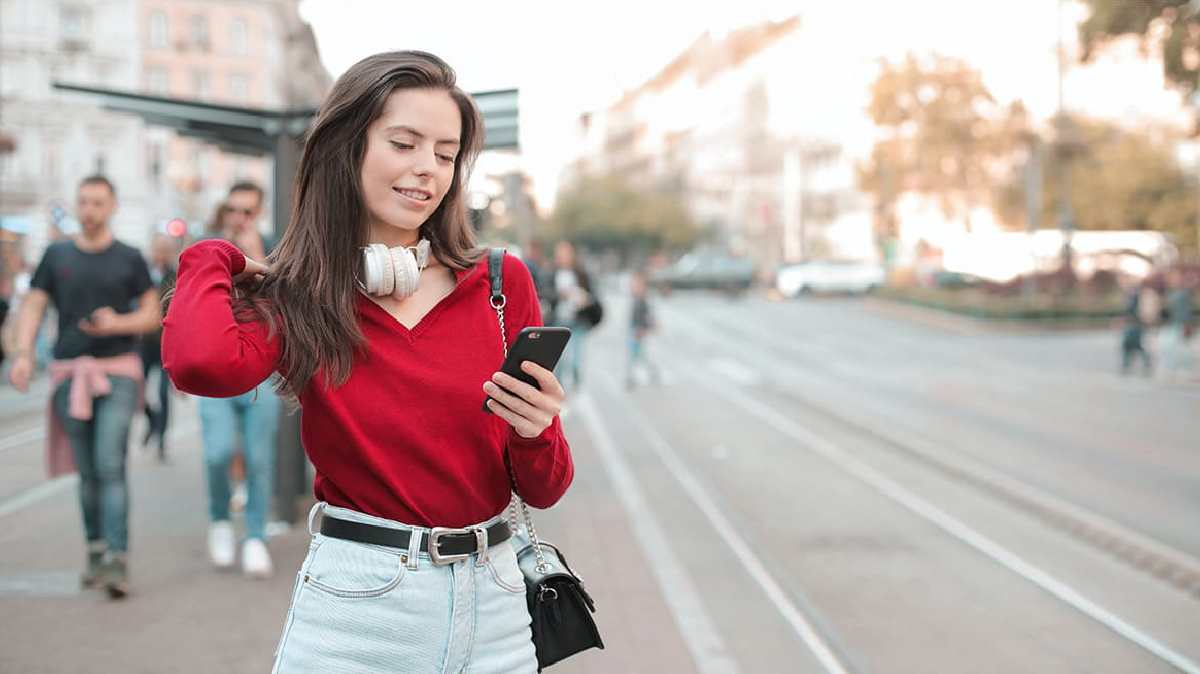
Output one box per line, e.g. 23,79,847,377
488,248,604,671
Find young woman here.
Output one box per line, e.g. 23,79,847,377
195,184,281,578
162,51,573,673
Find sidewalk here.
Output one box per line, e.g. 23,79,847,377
0,394,693,673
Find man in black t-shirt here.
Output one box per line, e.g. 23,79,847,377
7,175,160,600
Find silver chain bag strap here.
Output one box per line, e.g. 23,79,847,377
487,248,603,671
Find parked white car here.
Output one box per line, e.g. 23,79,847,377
775,260,885,297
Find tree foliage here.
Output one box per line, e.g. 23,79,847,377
859,54,1025,232
996,119,1197,251
1079,1,1199,113
547,174,700,253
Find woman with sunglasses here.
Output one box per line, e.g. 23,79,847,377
194,181,282,579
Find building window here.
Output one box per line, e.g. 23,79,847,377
147,140,162,182
59,5,90,49
192,69,210,100
147,67,169,95
228,73,248,103
148,10,168,48
190,15,209,51
230,18,248,56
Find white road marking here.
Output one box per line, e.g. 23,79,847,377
594,373,854,674
576,391,743,674
0,426,45,452
0,421,198,520
700,376,1200,674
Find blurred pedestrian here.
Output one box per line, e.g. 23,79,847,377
0,217,30,369
1118,276,1153,377
139,233,178,460
521,239,556,321
626,270,661,389
550,240,597,390
194,182,281,578
1161,267,1195,381
162,51,572,673
7,175,160,599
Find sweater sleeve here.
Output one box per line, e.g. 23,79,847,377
161,239,281,398
503,255,574,509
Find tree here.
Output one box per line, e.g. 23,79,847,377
1079,1,1199,124
996,118,1198,251
859,54,1022,239
547,174,700,255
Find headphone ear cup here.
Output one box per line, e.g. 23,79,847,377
390,246,420,300
361,246,381,294
375,243,396,296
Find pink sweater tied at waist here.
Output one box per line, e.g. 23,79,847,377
45,353,145,476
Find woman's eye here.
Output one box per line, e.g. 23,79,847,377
390,141,413,151
437,154,456,163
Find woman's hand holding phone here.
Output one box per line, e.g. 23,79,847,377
482,361,564,438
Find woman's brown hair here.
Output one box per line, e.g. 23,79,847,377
244,50,485,398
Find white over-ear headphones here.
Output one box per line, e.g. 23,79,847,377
359,239,432,300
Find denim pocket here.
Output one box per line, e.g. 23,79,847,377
484,540,527,595
302,536,407,599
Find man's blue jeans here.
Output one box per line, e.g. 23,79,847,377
53,375,139,553
198,385,280,541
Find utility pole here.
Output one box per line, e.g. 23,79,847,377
1024,138,1043,299
1056,0,1077,277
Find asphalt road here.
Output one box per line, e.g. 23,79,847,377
1,289,1197,673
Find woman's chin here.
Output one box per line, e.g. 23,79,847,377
373,218,424,238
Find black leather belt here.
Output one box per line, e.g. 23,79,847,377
320,516,511,565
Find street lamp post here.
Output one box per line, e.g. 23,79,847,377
1056,0,1077,279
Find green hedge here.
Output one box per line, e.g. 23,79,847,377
873,286,1127,323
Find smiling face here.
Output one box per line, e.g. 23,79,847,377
360,88,462,248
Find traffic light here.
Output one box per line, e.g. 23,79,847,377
165,218,187,238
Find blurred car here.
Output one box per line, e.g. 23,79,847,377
651,252,756,292
775,259,885,297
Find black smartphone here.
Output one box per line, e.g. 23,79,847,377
483,326,572,412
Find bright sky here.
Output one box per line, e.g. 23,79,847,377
298,0,1189,210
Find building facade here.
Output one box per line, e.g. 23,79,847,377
0,0,329,260
563,17,877,272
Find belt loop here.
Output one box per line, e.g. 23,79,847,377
306,501,326,537
406,525,422,570
474,526,489,567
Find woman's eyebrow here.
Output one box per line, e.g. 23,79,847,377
385,125,460,146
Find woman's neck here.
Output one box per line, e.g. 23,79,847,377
368,225,420,250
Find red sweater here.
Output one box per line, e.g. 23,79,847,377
162,239,573,528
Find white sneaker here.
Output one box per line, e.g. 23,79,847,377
208,521,236,569
242,538,273,579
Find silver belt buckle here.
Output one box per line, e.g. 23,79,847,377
428,527,474,565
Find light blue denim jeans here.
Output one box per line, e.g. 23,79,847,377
53,375,139,553
554,321,589,390
272,503,537,674
197,385,280,541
